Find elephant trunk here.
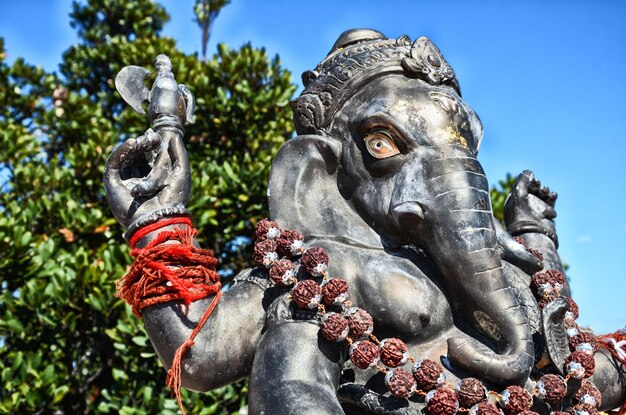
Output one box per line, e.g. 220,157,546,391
400,155,534,386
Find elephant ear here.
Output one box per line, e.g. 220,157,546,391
268,134,382,248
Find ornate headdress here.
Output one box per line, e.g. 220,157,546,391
291,29,461,135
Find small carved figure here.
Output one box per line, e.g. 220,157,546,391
104,30,626,414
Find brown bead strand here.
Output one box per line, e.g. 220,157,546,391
254,219,616,415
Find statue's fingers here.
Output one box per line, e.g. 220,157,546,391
104,138,143,192
103,169,133,227
124,130,162,165
543,206,557,220
108,130,162,169
106,131,165,201
130,155,168,197
512,170,534,198
127,130,168,197
141,128,162,151
131,177,165,198
547,191,558,207
168,134,191,190
168,134,190,174
528,177,541,193
539,185,551,199
164,134,191,204
105,139,135,172
104,154,124,188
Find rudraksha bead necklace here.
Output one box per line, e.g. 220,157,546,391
253,219,618,415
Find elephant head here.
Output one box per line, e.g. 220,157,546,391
268,29,533,386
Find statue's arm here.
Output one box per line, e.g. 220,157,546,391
248,297,345,415
142,265,273,391
503,170,568,292
104,124,273,390
504,172,626,409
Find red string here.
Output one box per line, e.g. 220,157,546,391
117,222,221,415
597,328,626,366
129,216,192,249
166,289,222,412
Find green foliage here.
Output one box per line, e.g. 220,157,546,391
490,173,515,225
0,0,295,413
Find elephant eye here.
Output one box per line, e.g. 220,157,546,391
364,130,400,159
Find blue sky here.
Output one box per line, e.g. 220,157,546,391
1,1,624,333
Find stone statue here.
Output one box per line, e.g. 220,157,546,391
104,30,626,414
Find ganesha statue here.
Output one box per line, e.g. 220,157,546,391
104,29,626,414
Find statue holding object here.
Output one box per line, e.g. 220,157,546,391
104,29,626,414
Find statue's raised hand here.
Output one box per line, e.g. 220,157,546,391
103,128,191,233
504,170,559,247
105,54,195,238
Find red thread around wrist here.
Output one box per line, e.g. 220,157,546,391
129,216,193,249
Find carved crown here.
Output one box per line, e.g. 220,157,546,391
291,29,461,135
